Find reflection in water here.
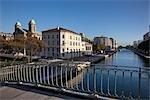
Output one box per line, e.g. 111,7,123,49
100,49,149,67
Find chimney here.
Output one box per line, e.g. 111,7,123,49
57,26,59,30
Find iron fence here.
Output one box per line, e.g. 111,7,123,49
0,64,149,99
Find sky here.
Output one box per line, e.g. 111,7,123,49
0,0,149,46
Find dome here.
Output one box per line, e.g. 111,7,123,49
15,21,21,26
29,19,36,24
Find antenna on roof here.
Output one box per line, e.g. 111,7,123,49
149,25,150,33
57,26,59,30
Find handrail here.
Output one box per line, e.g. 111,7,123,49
0,64,149,99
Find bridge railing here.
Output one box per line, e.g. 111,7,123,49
0,64,149,99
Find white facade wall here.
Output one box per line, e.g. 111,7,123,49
42,28,83,59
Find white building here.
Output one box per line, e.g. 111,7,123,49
0,32,13,40
42,27,84,59
82,41,93,55
42,27,93,59
93,36,116,51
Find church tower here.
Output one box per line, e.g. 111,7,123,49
15,21,22,30
28,19,36,33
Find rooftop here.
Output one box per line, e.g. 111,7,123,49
42,27,81,35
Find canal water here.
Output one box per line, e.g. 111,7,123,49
100,48,149,67
78,49,150,99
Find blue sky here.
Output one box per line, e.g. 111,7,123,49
0,0,149,46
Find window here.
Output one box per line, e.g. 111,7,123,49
52,35,54,38
62,53,65,57
70,49,72,53
76,42,77,46
76,37,77,40
52,41,54,45
78,42,80,46
48,41,50,45
48,35,50,39
57,35,59,38
62,41,65,45
78,37,80,41
67,48,68,50
73,42,75,46
62,34,65,38
52,48,54,51
62,48,65,52
48,48,50,51
57,48,59,52
70,41,72,46
70,36,72,39
57,41,59,45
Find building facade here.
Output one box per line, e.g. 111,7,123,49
13,19,42,56
93,36,116,51
0,32,13,40
143,32,150,41
42,27,93,59
13,19,42,40
82,41,93,55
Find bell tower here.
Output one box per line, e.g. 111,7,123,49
28,19,36,33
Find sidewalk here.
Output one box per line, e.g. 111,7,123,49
0,85,82,100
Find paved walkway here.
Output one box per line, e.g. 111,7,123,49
0,85,82,100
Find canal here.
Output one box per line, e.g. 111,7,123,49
78,49,150,99
100,48,149,67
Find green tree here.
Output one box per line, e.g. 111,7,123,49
93,44,106,53
25,32,46,62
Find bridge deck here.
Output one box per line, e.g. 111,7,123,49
0,84,81,100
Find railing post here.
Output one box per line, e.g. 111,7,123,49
18,65,21,82
13,66,15,81
87,68,90,92
51,66,54,86
121,71,125,99
138,68,141,100
100,69,103,94
114,70,118,96
8,66,10,81
129,71,133,99
47,65,50,85
26,65,29,82
32,65,35,83
65,66,68,88
55,66,58,86
70,67,73,89
43,65,46,84
76,67,78,90
23,65,26,82
107,70,110,96
39,65,42,84
60,65,63,87
36,65,39,84
15,65,18,81
81,68,84,91
94,66,96,93
29,66,32,83
20,65,23,82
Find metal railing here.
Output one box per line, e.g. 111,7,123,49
0,64,149,99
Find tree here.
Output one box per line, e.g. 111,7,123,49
93,44,106,53
25,32,46,62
